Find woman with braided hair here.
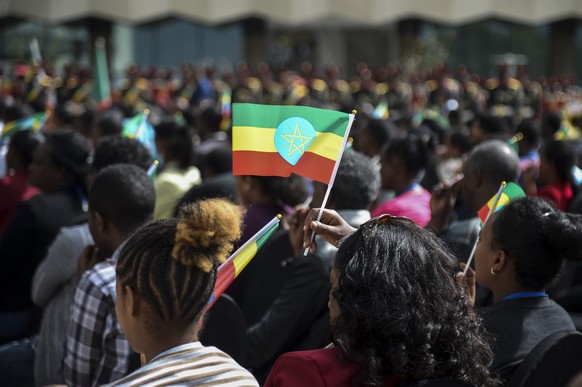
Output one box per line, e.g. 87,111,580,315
108,198,258,386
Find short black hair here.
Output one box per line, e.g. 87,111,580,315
383,134,430,177
542,140,576,183
154,120,194,169
45,131,90,194
89,164,155,234
542,111,562,136
476,113,509,136
253,174,307,207
516,120,541,149
363,119,393,147
198,105,222,132
94,108,124,137
92,136,153,172
333,150,379,210
9,130,44,166
206,146,232,175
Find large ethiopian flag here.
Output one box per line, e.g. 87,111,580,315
232,103,352,184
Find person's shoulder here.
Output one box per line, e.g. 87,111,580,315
267,348,351,387
277,347,339,366
60,222,91,237
78,259,116,295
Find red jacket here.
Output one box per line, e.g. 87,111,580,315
265,347,400,387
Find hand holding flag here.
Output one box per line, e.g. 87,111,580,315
231,103,356,256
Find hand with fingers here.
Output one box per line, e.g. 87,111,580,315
287,205,310,256
428,175,463,233
302,208,357,254
523,164,539,196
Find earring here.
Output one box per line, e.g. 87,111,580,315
491,267,496,275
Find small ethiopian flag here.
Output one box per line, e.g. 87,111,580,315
477,182,525,224
208,215,281,308
232,103,352,184
1,112,46,138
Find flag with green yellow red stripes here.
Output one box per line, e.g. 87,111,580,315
232,103,351,184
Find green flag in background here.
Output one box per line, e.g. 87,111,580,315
93,37,111,108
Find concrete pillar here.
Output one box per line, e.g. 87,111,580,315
314,28,347,77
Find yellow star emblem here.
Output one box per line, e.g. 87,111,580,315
281,122,314,157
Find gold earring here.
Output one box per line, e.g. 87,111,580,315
491,267,496,275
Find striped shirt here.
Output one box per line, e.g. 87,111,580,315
105,342,259,387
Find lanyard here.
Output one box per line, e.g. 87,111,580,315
500,291,547,302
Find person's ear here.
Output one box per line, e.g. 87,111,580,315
125,286,140,317
93,211,107,234
493,249,507,272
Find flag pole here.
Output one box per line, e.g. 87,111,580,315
303,110,356,256
146,160,159,178
462,181,506,276
133,109,150,139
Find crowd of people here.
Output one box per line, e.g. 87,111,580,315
0,58,582,386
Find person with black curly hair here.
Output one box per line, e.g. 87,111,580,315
108,199,258,386
265,209,497,386
462,197,578,380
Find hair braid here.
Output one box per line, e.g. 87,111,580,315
116,199,242,332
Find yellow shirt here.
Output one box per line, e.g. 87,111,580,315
154,163,201,219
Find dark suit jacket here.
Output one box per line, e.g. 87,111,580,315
0,188,86,311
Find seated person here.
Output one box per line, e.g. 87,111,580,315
153,120,200,219
462,197,578,380
0,131,89,343
109,199,258,386
372,135,432,226
523,140,577,211
0,130,42,236
266,209,497,386
64,164,155,386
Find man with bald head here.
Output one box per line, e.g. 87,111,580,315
430,139,521,269
461,139,521,214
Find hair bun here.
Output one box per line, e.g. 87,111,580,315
541,211,582,262
172,199,243,272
